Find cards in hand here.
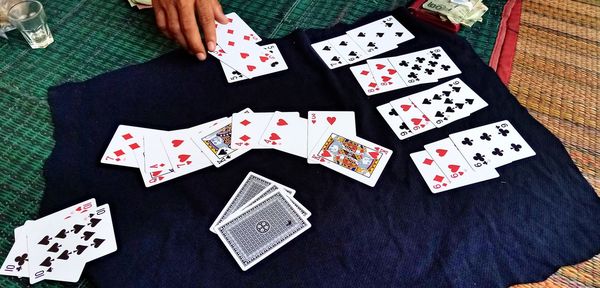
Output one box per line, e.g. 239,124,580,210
311,15,414,69
212,172,311,271
377,78,487,141
351,46,461,96
411,120,535,193
0,199,117,284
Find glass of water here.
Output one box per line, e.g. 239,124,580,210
8,0,53,48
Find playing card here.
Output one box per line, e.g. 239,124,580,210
411,150,499,193
101,125,152,168
311,39,348,69
231,112,274,149
1,226,30,278
210,172,295,233
238,184,311,219
424,138,471,181
72,204,117,264
144,133,173,175
349,64,384,96
220,43,288,83
389,97,435,136
258,112,307,158
450,120,535,169
408,78,478,127
308,130,393,187
388,50,438,87
307,111,356,164
161,127,213,173
193,108,253,167
327,34,366,64
366,58,407,92
215,190,311,271
377,16,415,45
375,103,413,140
209,40,277,79
417,46,461,80
215,12,261,45
346,16,398,58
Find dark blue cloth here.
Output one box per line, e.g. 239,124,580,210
42,8,600,288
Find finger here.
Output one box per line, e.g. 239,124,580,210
196,0,216,52
212,0,228,24
178,0,205,57
154,8,170,38
165,5,188,51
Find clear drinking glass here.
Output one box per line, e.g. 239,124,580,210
8,0,53,48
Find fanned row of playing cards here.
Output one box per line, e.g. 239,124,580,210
101,109,392,187
311,16,415,69
209,12,288,83
377,78,488,140
0,199,116,284
211,172,311,270
411,120,536,193
351,46,461,95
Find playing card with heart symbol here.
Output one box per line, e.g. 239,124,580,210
308,129,392,187
231,112,274,149
423,138,471,181
376,103,414,140
389,96,435,136
366,58,407,92
349,64,385,96
161,127,213,173
311,39,349,69
307,111,356,164
220,43,288,83
209,38,276,79
258,112,306,158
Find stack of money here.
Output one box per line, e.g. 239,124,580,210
126,0,152,10
422,0,488,27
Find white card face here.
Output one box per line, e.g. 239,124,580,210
215,14,263,54
349,64,384,96
101,125,155,168
311,39,348,69
308,129,393,187
307,111,356,164
376,103,414,140
418,46,461,80
193,108,253,167
1,226,30,278
450,120,535,169
144,133,173,175
161,128,213,172
258,112,307,158
407,78,474,128
424,138,471,181
215,190,311,271
346,16,412,58
208,40,277,79
220,44,288,83
216,12,261,44
327,34,366,64
389,97,435,136
388,51,438,87
411,150,499,193
210,172,294,233
76,204,118,264
231,112,274,149
366,58,407,92
376,16,415,45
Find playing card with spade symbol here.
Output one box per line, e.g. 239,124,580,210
349,64,384,96
308,129,392,187
411,150,499,193
194,108,253,168
346,16,412,58
68,204,117,265
258,112,307,158
220,43,288,83
366,58,407,92
424,138,471,181
307,111,356,164
231,112,274,149
450,120,535,169
389,96,435,136
311,39,348,69
376,103,414,140
328,34,366,64
388,50,438,87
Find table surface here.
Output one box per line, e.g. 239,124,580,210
0,0,507,287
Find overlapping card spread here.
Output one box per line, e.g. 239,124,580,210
411,120,536,193
377,78,488,140
0,199,117,284
209,12,288,83
101,110,392,187
212,172,311,270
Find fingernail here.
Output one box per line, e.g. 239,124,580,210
196,53,206,61
207,41,216,51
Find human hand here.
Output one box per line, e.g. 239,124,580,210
153,0,228,60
